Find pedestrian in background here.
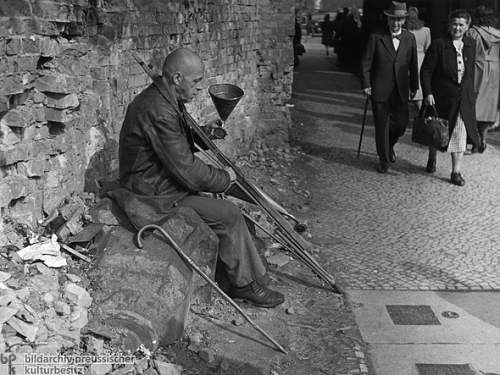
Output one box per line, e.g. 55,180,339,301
321,13,335,56
333,8,349,65
421,9,480,186
467,5,500,152
361,1,418,173
293,15,303,69
406,6,431,109
340,7,363,71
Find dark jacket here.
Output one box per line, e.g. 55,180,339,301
118,77,230,208
420,36,480,147
361,29,419,102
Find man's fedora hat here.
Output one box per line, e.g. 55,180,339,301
384,1,409,17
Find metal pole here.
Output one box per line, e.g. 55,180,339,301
136,224,287,354
357,95,370,159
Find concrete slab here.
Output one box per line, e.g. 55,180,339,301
436,292,500,330
347,290,500,344
369,344,500,375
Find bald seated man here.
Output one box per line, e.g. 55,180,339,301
114,48,284,308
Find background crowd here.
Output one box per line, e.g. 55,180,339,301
294,2,500,186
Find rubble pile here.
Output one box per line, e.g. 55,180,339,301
0,236,92,352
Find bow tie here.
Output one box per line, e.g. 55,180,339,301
392,34,402,40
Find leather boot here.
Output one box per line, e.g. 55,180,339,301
228,281,284,308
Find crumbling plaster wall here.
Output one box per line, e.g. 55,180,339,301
0,0,295,228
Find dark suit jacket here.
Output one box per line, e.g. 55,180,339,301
361,29,419,102
420,36,479,147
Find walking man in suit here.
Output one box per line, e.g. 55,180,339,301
361,1,418,173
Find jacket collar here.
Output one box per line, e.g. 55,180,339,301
153,75,184,116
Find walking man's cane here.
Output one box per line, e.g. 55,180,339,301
357,94,370,159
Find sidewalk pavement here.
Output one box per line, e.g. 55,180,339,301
290,36,500,375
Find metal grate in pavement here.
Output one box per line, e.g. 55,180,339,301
416,363,477,375
386,305,441,325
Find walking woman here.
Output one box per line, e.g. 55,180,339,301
407,7,431,109
420,9,480,186
321,13,335,56
467,5,500,152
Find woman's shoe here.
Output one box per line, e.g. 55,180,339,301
479,141,487,153
450,172,465,186
426,159,436,173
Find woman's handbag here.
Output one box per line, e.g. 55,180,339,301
412,104,449,150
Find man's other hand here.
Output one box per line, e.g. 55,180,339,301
410,91,417,99
363,87,372,96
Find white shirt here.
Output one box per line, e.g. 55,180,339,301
391,31,402,51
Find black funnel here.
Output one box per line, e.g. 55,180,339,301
208,84,244,122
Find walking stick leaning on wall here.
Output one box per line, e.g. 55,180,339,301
131,51,341,294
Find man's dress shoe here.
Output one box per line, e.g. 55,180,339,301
426,159,436,173
377,161,389,173
228,281,284,308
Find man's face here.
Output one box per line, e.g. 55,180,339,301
177,68,204,103
387,16,406,34
448,17,469,40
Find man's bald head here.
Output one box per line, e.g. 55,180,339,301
162,48,204,79
162,48,205,102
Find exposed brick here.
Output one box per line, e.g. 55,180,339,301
17,159,46,177
5,38,22,55
0,182,13,207
0,123,21,146
0,0,32,17
32,1,74,23
0,144,29,166
22,37,41,54
44,107,73,123
1,108,30,128
45,93,79,109
0,76,24,96
40,37,62,57
35,74,75,94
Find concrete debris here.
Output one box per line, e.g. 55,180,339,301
154,360,183,375
64,282,93,308
7,316,39,342
266,253,291,267
17,234,67,268
0,306,18,323
89,363,112,375
86,336,104,354
0,271,11,282
188,332,202,345
198,347,217,363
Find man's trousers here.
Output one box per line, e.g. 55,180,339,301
179,195,266,287
371,90,409,163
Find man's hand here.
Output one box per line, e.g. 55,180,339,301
224,166,237,183
410,91,417,100
424,94,435,106
363,87,372,96
202,118,226,139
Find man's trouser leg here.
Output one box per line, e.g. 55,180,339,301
372,99,391,163
388,92,409,147
179,195,266,287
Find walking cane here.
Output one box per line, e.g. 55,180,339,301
136,224,287,354
357,94,370,159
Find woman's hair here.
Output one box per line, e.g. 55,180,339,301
448,9,471,24
406,6,424,30
472,5,499,27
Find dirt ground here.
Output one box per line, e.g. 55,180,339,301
140,145,371,375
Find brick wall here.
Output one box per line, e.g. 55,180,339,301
0,0,295,227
